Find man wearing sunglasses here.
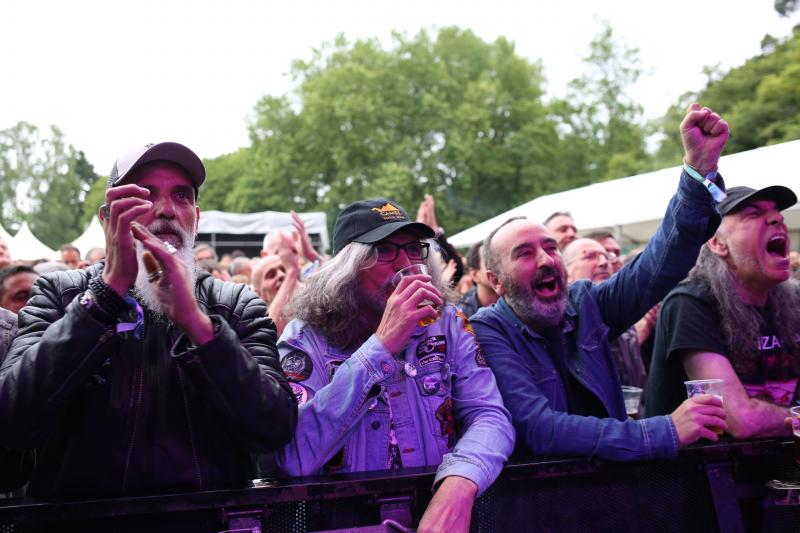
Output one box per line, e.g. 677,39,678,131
276,199,514,533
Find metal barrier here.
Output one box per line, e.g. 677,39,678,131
0,438,798,533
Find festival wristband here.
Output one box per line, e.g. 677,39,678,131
683,160,727,203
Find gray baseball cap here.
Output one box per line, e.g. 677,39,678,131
107,142,205,192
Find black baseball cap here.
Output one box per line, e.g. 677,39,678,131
718,185,797,216
107,142,205,194
333,199,435,255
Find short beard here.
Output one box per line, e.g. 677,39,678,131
502,267,568,329
133,221,197,318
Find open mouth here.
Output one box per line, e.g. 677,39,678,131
766,234,788,258
154,232,183,248
533,275,560,298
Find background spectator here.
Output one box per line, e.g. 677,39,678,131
0,265,39,314
59,244,81,270
543,211,577,250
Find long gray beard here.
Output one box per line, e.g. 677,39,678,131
133,232,197,319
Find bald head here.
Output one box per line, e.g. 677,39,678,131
252,255,286,303
563,238,611,284
262,229,294,257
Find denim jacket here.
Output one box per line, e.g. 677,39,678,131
471,171,722,461
276,305,514,495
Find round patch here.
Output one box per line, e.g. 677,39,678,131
290,382,309,406
326,359,345,381
422,375,441,395
282,350,313,382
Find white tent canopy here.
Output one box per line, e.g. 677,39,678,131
0,224,14,247
72,216,106,257
198,210,330,253
449,140,800,248
9,222,57,261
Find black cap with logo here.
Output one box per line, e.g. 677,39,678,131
333,199,435,255
718,185,797,216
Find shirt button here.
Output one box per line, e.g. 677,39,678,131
371,421,380,430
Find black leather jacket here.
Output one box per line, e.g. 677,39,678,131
0,264,297,497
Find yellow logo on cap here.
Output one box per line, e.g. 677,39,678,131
371,203,405,221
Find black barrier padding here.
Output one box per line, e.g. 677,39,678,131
493,459,715,533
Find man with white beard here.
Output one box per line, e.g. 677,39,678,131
0,142,297,498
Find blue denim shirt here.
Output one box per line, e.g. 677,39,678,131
471,171,722,461
276,305,514,495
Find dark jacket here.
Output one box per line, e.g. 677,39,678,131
0,264,297,497
0,307,33,495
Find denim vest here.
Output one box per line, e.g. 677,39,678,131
472,171,722,461
276,305,514,495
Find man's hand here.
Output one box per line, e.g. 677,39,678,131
291,210,320,263
680,103,730,175
442,259,457,285
131,223,214,345
375,273,442,354
634,304,659,346
418,476,477,533
670,395,728,446
276,230,300,277
416,194,440,233
101,184,153,296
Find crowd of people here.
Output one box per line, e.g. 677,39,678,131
0,104,799,532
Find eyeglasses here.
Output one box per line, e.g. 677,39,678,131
566,250,615,266
374,241,430,262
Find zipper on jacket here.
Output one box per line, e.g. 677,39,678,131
121,352,145,491
176,363,204,489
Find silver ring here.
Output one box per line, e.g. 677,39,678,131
163,241,177,255
147,269,164,283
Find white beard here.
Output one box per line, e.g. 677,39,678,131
133,222,197,318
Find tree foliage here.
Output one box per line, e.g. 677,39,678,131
652,27,800,168
209,26,649,233
551,23,648,182
0,122,98,248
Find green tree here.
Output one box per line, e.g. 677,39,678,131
551,22,649,182
775,0,799,16
234,28,564,233
0,122,98,248
653,27,800,166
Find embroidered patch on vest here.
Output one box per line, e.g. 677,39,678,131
282,350,313,382
435,397,456,449
416,335,447,361
326,359,345,380
290,382,309,406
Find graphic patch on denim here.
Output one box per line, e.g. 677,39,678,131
282,350,313,382
435,397,456,448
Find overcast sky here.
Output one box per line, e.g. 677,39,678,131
1,0,795,174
